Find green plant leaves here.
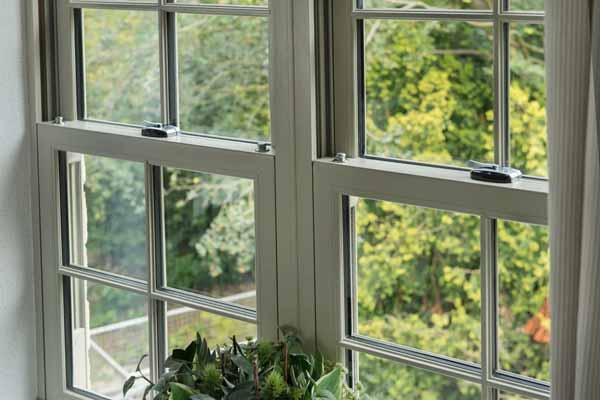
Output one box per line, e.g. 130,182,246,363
122,376,136,397
314,367,344,399
170,382,197,400
191,395,217,400
142,383,154,400
196,333,213,368
125,333,360,400
224,381,255,399
312,352,324,381
230,354,253,378
313,390,337,400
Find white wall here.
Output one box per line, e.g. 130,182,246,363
0,0,37,399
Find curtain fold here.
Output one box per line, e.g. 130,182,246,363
546,0,600,398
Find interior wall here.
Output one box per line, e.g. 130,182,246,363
0,0,37,398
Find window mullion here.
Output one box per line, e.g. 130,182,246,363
56,0,78,121
491,8,506,400
356,17,366,158
343,195,360,387
145,162,163,384
270,0,319,346
73,8,86,120
494,0,511,167
332,0,358,157
154,2,170,378
500,21,511,168
159,3,178,126
493,0,501,165
481,217,499,400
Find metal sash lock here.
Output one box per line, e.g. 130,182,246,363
141,121,180,138
468,160,522,184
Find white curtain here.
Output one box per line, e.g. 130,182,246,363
546,0,600,398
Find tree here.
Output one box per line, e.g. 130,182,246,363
80,5,549,399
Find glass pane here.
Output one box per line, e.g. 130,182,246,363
355,198,481,362
498,220,550,382
68,154,147,280
175,0,267,5
498,392,536,400
70,279,149,399
164,168,256,305
79,0,156,2
508,0,544,11
166,302,256,351
509,23,547,177
82,9,160,125
177,13,270,141
358,353,481,399
363,20,494,167
362,0,491,10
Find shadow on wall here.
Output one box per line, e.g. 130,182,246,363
0,0,36,399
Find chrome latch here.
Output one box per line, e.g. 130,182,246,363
141,121,180,138
468,160,522,184
256,142,271,153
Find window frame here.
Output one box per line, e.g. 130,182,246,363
332,0,545,173
29,0,552,399
52,0,319,338
62,0,274,135
322,3,551,397
313,156,550,399
38,121,279,399
39,0,320,398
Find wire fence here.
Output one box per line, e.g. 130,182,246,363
87,290,256,399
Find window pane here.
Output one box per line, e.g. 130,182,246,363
498,392,537,400
79,0,156,2
164,168,256,306
362,0,491,10
175,0,267,5
363,20,494,167
509,23,546,176
357,353,481,399
355,198,481,363
70,279,149,399
508,0,544,11
166,302,256,351
498,220,550,382
177,13,270,141
68,154,147,280
82,9,160,125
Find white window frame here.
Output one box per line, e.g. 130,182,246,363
36,0,319,399
315,1,551,399
331,0,545,168
28,0,552,399
38,122,280,399
313,157,549,400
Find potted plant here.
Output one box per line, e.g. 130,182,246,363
123,329,364,400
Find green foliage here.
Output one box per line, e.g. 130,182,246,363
123,331,362,400
85,4,549,398
358,353,480,400
163,170,256,297
261,371,287,399
356,201,482,364
177,13,270,140
364,19,495,166
83,156,146,280
83,9,160,124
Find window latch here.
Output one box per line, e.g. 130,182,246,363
468,160,522,184
141,121,180,138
